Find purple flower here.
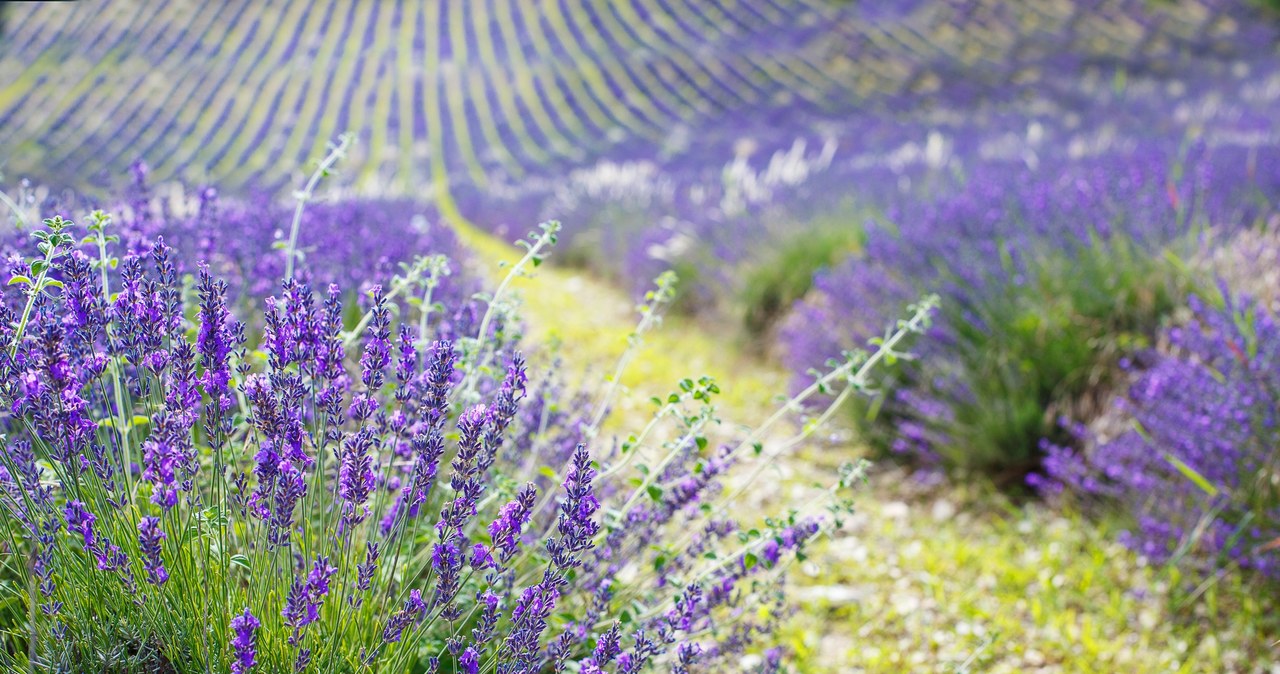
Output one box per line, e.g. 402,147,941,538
230,608,260,674
307,555,337,599
548,444,601,569
196,264,241,408
479,354,527,473
339,429,377,526
137,517,168,585
458,647,479,674
488,483,537,564
359,285,392,392
430,405,490,619
356,542,380,592
64,500,95,550
141,418,180,509
382,589,426,644
421,340,456,431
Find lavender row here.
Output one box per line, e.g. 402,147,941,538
1,0,1268,198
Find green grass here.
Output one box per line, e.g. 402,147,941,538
860,232,1197,479
739,218,864,338
781,470,1279,673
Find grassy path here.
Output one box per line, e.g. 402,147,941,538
447,216,788,429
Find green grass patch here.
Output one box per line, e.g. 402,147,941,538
782,472,1280,672
739,219,864,338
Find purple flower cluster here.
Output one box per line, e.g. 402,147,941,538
782,136,1280,469
230,608,260,674
0,209,824,672
137,517,168,585
1038,291,1280,577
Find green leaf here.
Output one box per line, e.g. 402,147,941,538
743,552,758,570
1162,452,1219,497
229,554,250,571
646,485,663,502
7,275,31,286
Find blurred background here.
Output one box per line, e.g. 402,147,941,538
3,1,1280,671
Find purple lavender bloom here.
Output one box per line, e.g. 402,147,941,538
307,555,337,599
1042,291,1280,577
359,285,392,392
497,444,601,672
284,555,337,634
421,340,457,430
230,608,260,674
137,517,168,585
64,500,96,550
339,429,377,526
283,578,311,637
488,483,537,564
394,325,416,402
141,417,180,509
547,444,601,569
60,251,106,333
479,354,527,473
356,542,380,592
382,589,426,644
458,647,479,674
430,405,489,619
196,264,240,408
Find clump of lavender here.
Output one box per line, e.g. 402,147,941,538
1037,289,1280,578
783,140,1278,474
0,211,933,671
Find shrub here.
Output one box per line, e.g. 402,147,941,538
783,142,1278,477
1039,289,1280,578
0,209,935,671
739,219,864,339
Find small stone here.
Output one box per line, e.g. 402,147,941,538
883,501,910,519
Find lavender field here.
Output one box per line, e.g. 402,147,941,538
0,0,1279,672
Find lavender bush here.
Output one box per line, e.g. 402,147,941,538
783,139,1279,475
0,208,936,671
1039,289,1280,579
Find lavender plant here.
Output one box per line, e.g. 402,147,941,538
0,211,936,672
1038,289,1280,579
782,139,1278,476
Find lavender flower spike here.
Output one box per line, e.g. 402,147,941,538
230,607,261,674
137,517,168,585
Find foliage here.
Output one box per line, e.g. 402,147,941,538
1039,289,1280,579
783,138,1279,477
739,222,863,338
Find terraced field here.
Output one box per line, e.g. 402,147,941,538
0,0,1259,217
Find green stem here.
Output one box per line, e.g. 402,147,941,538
285,133,354,280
